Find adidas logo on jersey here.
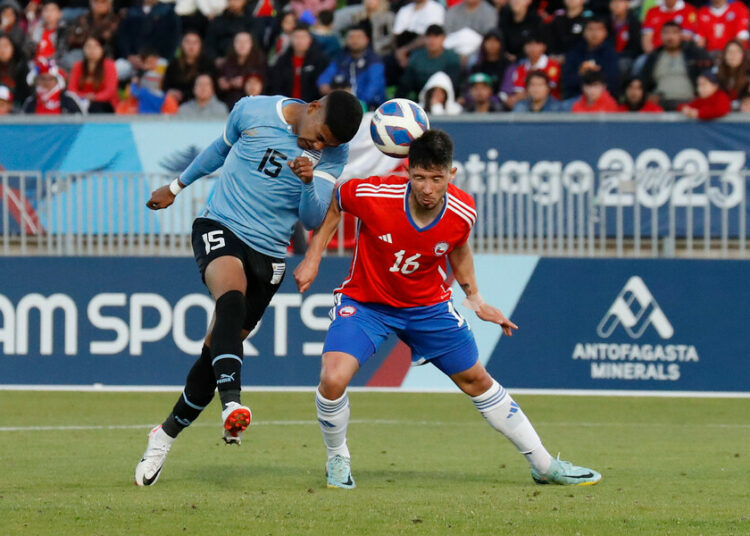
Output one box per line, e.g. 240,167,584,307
378,234,393,243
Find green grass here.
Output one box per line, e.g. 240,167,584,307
1,392,749,535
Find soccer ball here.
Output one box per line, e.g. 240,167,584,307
370,98,430,158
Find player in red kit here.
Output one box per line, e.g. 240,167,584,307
642,0,698,52
294,130,601,490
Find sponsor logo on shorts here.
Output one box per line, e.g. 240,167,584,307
338,305,357,317
434,241,449,256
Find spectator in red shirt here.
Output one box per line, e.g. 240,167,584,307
571,69,619,112
696,0,749,54
680,71,731,119
642,0,698,54
504,30,561,108
22,59,82,114
267,24,328,101
67,35,118,113
30,0,66,64
618,76,664,112
608,0,641,74
717,39,750,106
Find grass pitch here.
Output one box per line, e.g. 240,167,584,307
1,391,748,536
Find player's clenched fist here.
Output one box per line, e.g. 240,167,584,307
288,156,314,184
146,184,176,210
294,259,319,293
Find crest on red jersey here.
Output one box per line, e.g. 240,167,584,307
338,305,357,317
434,242,449,256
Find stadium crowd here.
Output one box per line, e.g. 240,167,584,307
1,0,750,118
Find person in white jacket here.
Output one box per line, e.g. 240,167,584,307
418,70,463,115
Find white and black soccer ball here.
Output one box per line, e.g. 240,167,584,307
370,98,430,158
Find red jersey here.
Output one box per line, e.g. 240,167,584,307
643,1,698,48
336,176,476,308
512,55,561,99
697,2,750,52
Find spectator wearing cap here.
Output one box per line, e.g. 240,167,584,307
547,0,588,59
67,35,118,112
117,0,181,78
470,29,510,93
164,31,215,105
497,0,543,62
571,69,618,112
618,76,663,112
267,24,329,101
463,72,503,112
392,0,445,70
0,83,13,113
62,0,120,70
215,31,266,108
418,70,463,115
0,32,30,105
397,24,460,100
445,0,497,38
178,73,228,116
22,59,83,114
641,21,711,110
317,24,384,110
0,0,27,52
504,31,561,108
204,0,262,60
512,70,561,112
562,17,619,100
679,70,731,120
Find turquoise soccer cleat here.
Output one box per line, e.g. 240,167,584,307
326,455,356,489
531,456,602,486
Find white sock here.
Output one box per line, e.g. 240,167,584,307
471,380,552,473
315,389,351,460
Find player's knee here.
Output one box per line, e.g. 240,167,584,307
319,357,355,399
455,368,494,397
215,290,246,324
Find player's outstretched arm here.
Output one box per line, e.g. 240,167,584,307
294,189,342,293
448,242,519,337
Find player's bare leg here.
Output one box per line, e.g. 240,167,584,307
317,351,359,489
450,361,601,486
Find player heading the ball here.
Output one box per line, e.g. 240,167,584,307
295,129,602,489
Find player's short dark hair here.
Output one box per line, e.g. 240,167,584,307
661,21,681,32
323,90,363,143
582,69,606,86
317,9,334,26
408,130,453,170
525,69,550,88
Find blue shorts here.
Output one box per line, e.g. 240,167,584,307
323,295,479,376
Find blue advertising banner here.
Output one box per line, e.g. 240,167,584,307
486,258,750,392
1,256,747,393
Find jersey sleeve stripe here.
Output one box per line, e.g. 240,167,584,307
448,195,477,217
356,193,405,198
447,206,476,227
314,170,337,184
448,200,477,224
356,184,408,192
223,127,233,147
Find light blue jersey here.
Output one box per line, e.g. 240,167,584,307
179,95,348,258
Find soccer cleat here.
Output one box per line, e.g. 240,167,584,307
531,455,602,486
221,402,252,445
326,455,356,489
134,425,174,486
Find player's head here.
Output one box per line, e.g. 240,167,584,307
297,90,363,150
407,129,456,211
